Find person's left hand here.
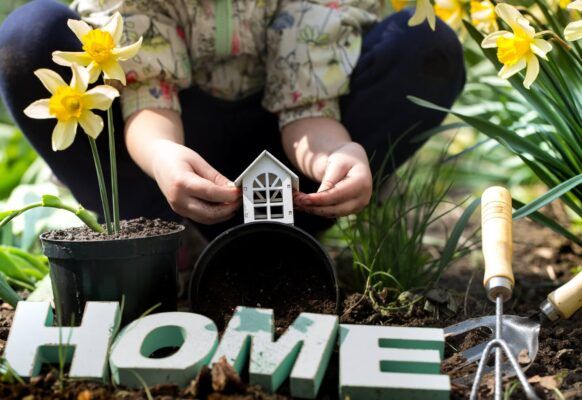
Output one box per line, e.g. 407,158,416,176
294,142,372,218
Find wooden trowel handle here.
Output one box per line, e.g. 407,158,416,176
481,186,514,301
546,272,582,320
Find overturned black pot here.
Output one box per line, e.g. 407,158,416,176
189,222,339,329
40,225,184,326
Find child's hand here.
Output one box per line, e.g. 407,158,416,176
294,142,372,218
152,140,241,224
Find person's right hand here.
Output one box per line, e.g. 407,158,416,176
151,140,241,224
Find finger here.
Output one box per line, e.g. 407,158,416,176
177,197,241,224
301,198,364,219
301,176,363,207
316,161,351,193
183,172,241,203
188,152,235,187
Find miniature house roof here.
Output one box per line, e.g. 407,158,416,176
234,150,299,191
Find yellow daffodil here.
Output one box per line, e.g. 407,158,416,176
24,64,119,151
481,4,553,89
565,1,582,41
52,12,142,85
435,0,464,31
470,1,498,34
409,0,437,31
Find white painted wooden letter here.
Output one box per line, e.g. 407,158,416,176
4,301,119,380
212,306,338,399
109,312,218,388
339,324,450,400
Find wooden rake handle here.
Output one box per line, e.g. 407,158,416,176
481,186,514,301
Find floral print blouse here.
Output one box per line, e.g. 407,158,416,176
73,0,379,128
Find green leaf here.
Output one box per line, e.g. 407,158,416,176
512,174,582,220
0,251,33,284
411,122,469,143
512,199,582,247
0,273,21,308
434,197,481,284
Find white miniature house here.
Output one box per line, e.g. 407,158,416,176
234,150,299,225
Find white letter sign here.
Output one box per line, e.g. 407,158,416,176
109,312,218,388
339,324,450,399
4,301,119,380
212,306,338,398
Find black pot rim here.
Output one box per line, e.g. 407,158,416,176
189,221,340,313
40,224,185,260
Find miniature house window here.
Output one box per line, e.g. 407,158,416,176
252,173,284,220
235,150,299,225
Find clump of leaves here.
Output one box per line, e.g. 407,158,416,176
335,145,478,303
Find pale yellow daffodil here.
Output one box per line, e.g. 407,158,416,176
435,0,464,31
409,0,437,31
481,4,553,89
470,1,498,34
24,64,119,151
564,1,582,41
52,12,142,85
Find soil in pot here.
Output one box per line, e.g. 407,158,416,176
191,223,338,333
42,217,181,241
42,218,184,326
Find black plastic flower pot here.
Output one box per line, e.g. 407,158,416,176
40,225,184,327
189,222,340,329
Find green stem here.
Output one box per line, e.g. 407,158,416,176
88,137,113,234
107,109,120,233
0,200,104,233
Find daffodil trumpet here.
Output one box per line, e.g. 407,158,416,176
24,64,119,234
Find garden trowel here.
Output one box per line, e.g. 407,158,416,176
445,272,582,374
445,211,582,381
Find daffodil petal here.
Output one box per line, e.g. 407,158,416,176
102,12,124,43
531,39,552,59
498,57,527,79
24,99,53,119
495,3,523,28
567,0,582,12
112,37,143,60
102,60,126,85
52,120,78,151
523,55,539,89
515,17,535,38
87,62,102,84
34,69,67,95
70,64,90,93
565,20,582,42
408,0,430,26
52,51,92,67
481,30,511,48
78,111,103,139
67,19,92,42
84,85,120,110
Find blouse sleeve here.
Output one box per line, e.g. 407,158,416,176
77,0,192,120
262,0,378,129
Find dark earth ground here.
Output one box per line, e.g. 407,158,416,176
0,216,579,399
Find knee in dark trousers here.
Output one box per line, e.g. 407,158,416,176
342,9,466,175
0,0,80,123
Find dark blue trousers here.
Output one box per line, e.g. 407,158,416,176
0,0,465,239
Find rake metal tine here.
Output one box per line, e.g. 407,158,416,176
470,339,540,400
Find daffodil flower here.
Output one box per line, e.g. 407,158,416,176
470,1,498,34
564,1,582,41
481,4,553,89
52,12,142,85
24,64,119,151
409,0,437,31
391,0,414,12
434,0,464,31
